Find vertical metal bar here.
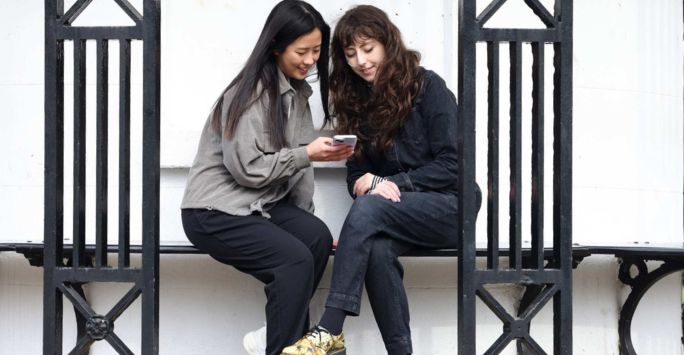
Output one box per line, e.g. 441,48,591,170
73,39,87,268
553,0,573,354
119,39,131,269
45,1,65,353
509,41,523,271
487,41,500,270
96,39,109,268
531,42,545,270
458,0,478,354
141,0,161,352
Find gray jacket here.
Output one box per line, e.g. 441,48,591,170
181,70,315,217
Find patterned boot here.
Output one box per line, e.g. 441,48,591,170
281,325,345,355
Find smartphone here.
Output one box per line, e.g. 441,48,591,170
332,135,357,148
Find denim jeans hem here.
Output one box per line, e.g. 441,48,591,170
325,292,361,316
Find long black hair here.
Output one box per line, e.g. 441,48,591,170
211,0,330,149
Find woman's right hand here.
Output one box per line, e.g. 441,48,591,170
353,173,374,196
306,137,354,162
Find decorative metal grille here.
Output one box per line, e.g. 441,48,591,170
44,0,160,353
457,0,573,354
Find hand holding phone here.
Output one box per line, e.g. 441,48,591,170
306,137,355,161
332,135,357,148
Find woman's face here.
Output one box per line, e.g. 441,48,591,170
343,37,386,83
275,28,322,80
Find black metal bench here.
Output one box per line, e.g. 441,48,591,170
30,0,681,354
1,241,681,354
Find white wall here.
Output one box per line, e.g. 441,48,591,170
0,0,682,354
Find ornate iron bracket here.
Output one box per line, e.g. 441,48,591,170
617,256,684,355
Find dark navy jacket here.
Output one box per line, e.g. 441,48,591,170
346,69,461,197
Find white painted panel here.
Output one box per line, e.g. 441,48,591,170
159,0,460,167
0,0,44,86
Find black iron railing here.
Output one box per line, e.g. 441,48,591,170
42,0,572,354
457,0,573,354
44,0,160,353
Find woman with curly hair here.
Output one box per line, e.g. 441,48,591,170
282,5,479,355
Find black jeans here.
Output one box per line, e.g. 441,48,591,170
326,192,462,354
181,204,333,355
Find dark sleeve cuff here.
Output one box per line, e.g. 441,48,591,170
385,172,415,192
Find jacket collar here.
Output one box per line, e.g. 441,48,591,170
277,68,313,98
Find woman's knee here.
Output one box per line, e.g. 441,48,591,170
275,246,316,284
344,195,386,229
290,244,316,267
306,217,333,255
312,217,333,242
351,195,385,214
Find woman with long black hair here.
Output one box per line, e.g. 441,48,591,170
180,1,353,354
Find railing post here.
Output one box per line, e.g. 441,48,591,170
44,0,65,353
141,0,161,353
457,0,573,353
457,0,478,354
552,0,573,353
43,0,160,353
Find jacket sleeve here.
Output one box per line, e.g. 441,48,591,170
221,99,311,189
385,73,459,192
345,151,374,198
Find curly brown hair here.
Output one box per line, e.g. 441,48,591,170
330,5,424,156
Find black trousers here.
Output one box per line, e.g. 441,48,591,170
181,204,333,355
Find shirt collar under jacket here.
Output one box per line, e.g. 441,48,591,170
277,67,313,98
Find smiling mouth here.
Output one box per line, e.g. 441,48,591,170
360,67,374,75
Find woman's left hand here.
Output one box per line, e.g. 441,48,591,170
370,180,401,202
